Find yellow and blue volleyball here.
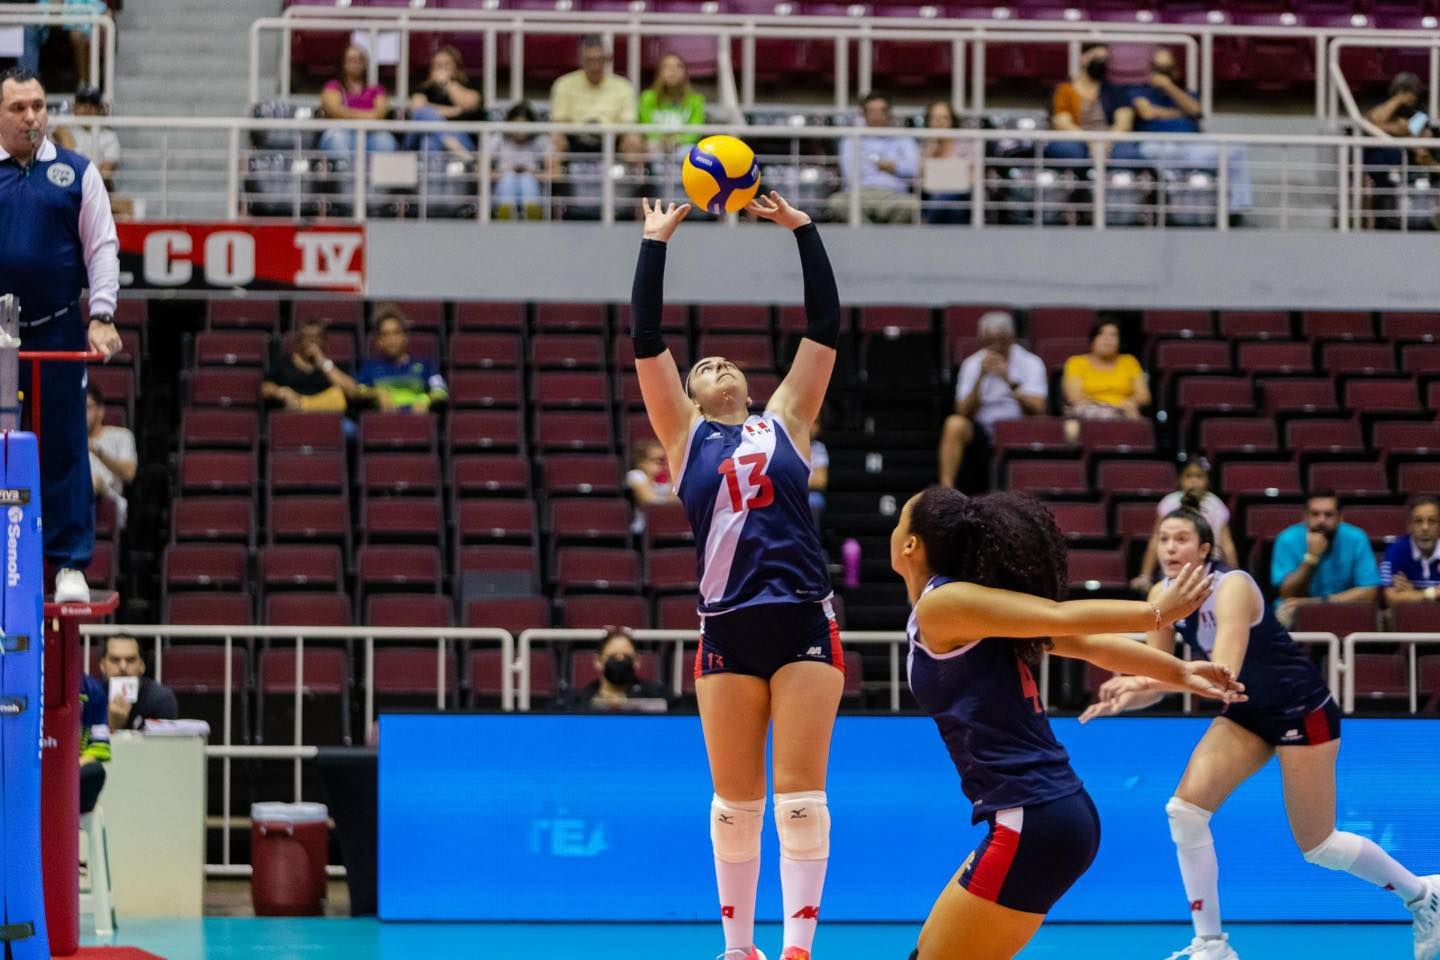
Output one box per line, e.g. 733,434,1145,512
681,135,761,215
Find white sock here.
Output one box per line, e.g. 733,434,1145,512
1333,833,1425,904
780,854,827,953
715,854,762,950
1176,837,1223,938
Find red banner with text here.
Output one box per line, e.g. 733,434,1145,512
116,223,365,294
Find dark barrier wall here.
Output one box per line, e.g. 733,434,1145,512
378,714,1439,923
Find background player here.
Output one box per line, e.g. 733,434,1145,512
891,487,1243,960
1082,502,1440,960
630,192,842,960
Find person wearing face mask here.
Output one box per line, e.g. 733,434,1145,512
1046,43,1139,168
569,629,671,709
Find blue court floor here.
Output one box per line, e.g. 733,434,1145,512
85,919,1413,960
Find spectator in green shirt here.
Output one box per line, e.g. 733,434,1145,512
639,53,706,156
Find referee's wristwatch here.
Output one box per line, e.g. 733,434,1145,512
90,312,115,326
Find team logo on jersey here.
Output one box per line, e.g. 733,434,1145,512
743,419,772,436
47,162,76,187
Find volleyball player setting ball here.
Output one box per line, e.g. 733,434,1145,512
890,487,1245,960
630,191,842,960
1081,501,1440,960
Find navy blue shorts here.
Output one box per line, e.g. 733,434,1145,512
695,598,842,682
1225,695,1341,747
958,788,1100,915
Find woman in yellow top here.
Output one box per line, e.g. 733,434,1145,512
1061,319,1151,444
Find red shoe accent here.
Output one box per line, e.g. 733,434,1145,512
779,949,811,960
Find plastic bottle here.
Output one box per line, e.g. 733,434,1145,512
841,537,861,589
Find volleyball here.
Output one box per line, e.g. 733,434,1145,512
681,135,761,215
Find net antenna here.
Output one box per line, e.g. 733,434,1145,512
0,295,18,433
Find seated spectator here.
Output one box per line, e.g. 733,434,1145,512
492,101,550,221
808,418,829,531
548,35,643,163
406,46,482,157
1046,43,1139,167
318,45,398,157
52,85,118,188
98,634,178,733
1060,318,1151,443
86,384,134,531
260,318,360,414
827,92,920,224
938,311,1048,489
1271,490,1381,627
566,628,671,711
1381,495,1440,605
357,305,448,414
62,0,106,88
1363,72,1438,228
1131,48,1254,215
639,53,705,156
79,672,110,814
920,100,974,225
626,439,676,533
1131,459,1238,593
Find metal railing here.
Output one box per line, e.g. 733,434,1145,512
0,3,116,101
1343,632,1440,715
87,113,1440,231
256,5,1440,121
79,623,513,877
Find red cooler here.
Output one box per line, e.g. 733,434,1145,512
250,802,329,916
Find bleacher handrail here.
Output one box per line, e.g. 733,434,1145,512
255,5,1440,120
1343,631,1437,715
0,4,117,102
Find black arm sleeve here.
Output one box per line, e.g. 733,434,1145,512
629,239,669,360
794,222,841,349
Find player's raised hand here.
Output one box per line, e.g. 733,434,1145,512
1153,562,1214,626
641,198,691,243
745,190,811,230
1181,660,1247,705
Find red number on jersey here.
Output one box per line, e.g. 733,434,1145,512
1016,654,1043,715
717,453,774,512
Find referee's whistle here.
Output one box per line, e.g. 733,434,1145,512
26,129,38,143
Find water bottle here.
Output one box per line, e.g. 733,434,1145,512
841,538,861,589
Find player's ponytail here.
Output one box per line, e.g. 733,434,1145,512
909,487,1065,664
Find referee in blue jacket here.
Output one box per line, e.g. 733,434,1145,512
0,68,121,603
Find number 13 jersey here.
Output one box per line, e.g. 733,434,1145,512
676,414,832,616
908,575,1083,823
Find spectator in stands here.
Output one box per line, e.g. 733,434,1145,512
937,311,1047,490
567,628,671,710
827,92,920,224
1271,490,1382,627
52,85,117,188
920,100,974,225
1363,72,1437,228
548,35,643,162
86,384,133,531
1131,48,1254,215
1060,318,1151,444
1381,495,1440,606
1047,42,1139,167
61,0,105,88
639,53,705,156
318,45,398,157
79,672,109,814
357,305,448,414
1131,459,1238,593
806,418,830,531
406,45,483,157
626,438,676,533
260,318,360,414
491,101,550,221
97,634,178,733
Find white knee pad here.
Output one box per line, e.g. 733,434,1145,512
1303,830,1363,871
711,794,765,864
774,791,830,861
1165,796,1215,850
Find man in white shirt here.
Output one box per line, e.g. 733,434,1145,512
87,384,135,531
938,311,1048,489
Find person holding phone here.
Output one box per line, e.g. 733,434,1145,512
97,635,178,732
1269,491,1381,628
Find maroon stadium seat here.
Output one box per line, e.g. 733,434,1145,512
1301,310,1375,342
360,411,437,452
534,411,614,452
455,499,538,544
196,330,269,367
1401,343,1440,375
1096,460,1176,498
1218,311,1291,340
370,647,460,699
1154,339,1232,375
1398,462,1440,496
182,409,258,451
543,454,623,496
1141,310,1214,338
561,594,652,629
260,545,344,592
362,453,441,496
553,547,642,592
268,496,350,546
1007,460,1089,498
657,595,701,630
166,592,253,626
642,500,693,546
1221,461,1302,498
163,543,248,592
1243,502,1302,542
1321,342,1397,375
1379,312,1438,342
179,451,256,496
1291,602,1380,636
451,454,530,498
294,300,363,332
991,418,1069,454
1175,376,1255,415
645,547,699,592
465,596,552,635
190,368,262,408
268,412,345,454
1285,418,1365,456
367,593,454,628
530,334,606,370
1199,417,1280,458
1080,420,1155,455
377,299,445,335
1066,550,1128,591
1259,377,1340,416
468,648,556,705
357,545,443,595
1343,504,1411,544
1236,341,1314,376
267,452,345,495
533,371,611,409
1306,462,1391,500
448,369,523,408
699,304,770,332
617,302,687,332
1045,502,1110,543
209,299,280,331
447,410,525,454
453,302,525,332
450,332,522,369
695,334,775,372
1373,420,1440,458
1345,378,1419,414
171,497,253,544
549,498,633,544
1026,307,1096,341
534,303,607,333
